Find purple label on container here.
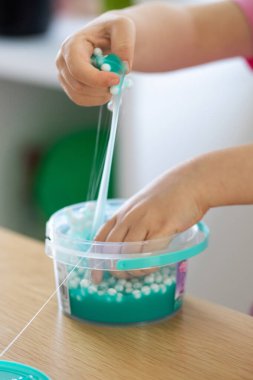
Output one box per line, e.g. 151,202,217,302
175,260,188,301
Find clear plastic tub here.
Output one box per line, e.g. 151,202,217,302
45,200,209,325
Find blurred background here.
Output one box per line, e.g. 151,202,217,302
0,0,253,315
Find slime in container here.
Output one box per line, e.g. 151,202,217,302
45,200,209,325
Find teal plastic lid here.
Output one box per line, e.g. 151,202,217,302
46,199,209,271
0,361,50,380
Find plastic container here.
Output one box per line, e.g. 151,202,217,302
45,200,209,325
0,361,50,380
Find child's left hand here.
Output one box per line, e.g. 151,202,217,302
56,12,135,107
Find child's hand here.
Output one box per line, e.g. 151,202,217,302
56,13,135,106
96,162,205,242
92,160,207,282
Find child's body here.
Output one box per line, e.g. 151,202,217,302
56,0,253,244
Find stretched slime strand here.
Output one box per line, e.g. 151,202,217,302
90,49,127,238
0,50,126,359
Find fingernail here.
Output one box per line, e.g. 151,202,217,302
109,76,120,86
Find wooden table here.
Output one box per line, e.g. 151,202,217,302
0,228,253,380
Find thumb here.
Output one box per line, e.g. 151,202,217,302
108,15,136,71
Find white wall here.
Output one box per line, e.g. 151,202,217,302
119,58,253,314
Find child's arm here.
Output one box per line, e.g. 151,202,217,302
95,144,253,243
124,0,253,72
56,1,253,106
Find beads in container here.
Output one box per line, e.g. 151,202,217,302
46,200,209,325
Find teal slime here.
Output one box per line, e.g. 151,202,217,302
69,283,177,324
64,266,181,325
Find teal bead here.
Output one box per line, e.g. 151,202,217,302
91,52,125,75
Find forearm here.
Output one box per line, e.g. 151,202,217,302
192,144,253,210
116,1,253,72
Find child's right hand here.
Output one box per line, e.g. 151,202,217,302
56,12,135,106
92,159,208,283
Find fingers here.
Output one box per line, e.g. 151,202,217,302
56,14,135,106
59,58,111,97
92,218,116,284
120,225,148,278
94,216,135,280
56,36,120,106
94,217,117,242
58,37,120,88
93,211,172,282
101,217,154,279
58,73,112,106
108,16,136,71
91,269,104,284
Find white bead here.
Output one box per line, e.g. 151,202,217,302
151,284,159,293
125,287,133,294
118,278,127,286
80,279,90,288
76,295,82,301
115,284,124,292
133,290,142,299
108,288,117,296
98,290,105,296
86,203,96,211
142,286,151,296
99,281,108,290
164,278,173,286
133,282,142,289
101,63,111,72
155,274,163,283
110,85,119,95
107,100,113,112
88,285,97,294
94,47,102,56
108,277,116,285
116,293,123,302
69,278,79,289
77,268,85,275
144,275,155,284
160,285,167,294
69,271,78,280
124,77,133,89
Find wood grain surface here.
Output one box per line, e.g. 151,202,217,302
0,228,253,380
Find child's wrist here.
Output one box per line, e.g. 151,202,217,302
182,155,219,214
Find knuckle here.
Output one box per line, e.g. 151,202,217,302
116,212,129,226
67,61,82,81
114,14,133,28
71,80,84,93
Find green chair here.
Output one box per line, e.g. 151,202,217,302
33,128,116,219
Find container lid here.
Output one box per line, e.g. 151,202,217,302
0,361,50,380
45,200,209,271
